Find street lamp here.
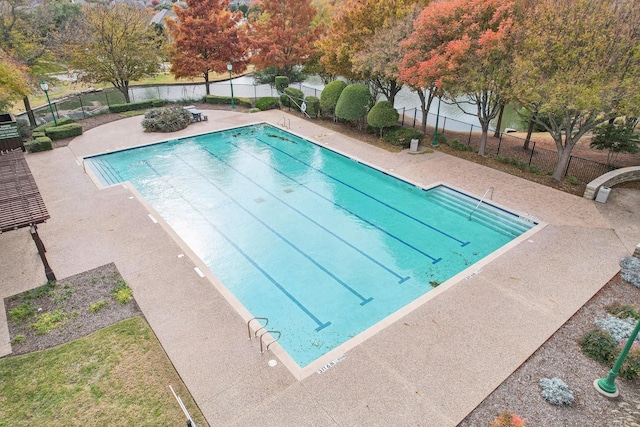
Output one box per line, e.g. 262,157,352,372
594,318,640,397
227,62,235,109
40,81,58,126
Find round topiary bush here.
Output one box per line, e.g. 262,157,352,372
304,96,320,118
335,84,372,124
367,100,399,137
320,80,347,117
382,126,423,148
280,87,304,110
141,106,191,132
275,76,289,93
255,97,280,111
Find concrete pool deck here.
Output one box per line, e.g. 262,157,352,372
1,109,638,426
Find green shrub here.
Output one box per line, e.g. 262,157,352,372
620,347,640,380
150,98,164,107
29,310,69,335
10,335,25,345
579,328,618,363
566,176,580,185
108,100,154,113
368,100,399,137
141,106,191,132
496,156,542,173
606,303,640,320
304,96,320,118
112,279,133,305
32,131,46,138
448,138,474,151
33,117,74,132
255,97,280,111
204,95,252,108
25,137,53,152
275,76,289,93
335,84,372,123
44,123,83,140
382,126,423,148
320,80,347,116
89,300,109,314
280,87,304,110
16,119,31,139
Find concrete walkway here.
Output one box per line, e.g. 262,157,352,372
1,110,638,426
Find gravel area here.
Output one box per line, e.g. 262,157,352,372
4,263,141,356
460,272,640,427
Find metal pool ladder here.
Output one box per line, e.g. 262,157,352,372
277,117,290,129
469,187,494,220
247,317,281,355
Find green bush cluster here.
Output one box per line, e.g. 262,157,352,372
448,138,475,151
578,329,618,363
109,99,163,113
320,80,347,117
496,156,542,174
112,279,133,305
606,303,640,320
16,119,31,139
45,123,83,140
280,87,304,110
33,117,74,133
255,97,280,111
368,101,399,137
382,126,422,148
25,137,53,152
335,84,372,123
304,96,320,118
275,76,289,93
204,95,252,108
141,106,191,133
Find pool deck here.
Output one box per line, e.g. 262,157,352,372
2,110,639,426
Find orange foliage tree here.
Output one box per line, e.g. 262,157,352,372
166,0,248,95
401,0,516,155
246,0,323,79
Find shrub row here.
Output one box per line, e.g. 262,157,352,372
108,99,164,113
45,123,83,140
33,117,74,133
25,136,53,152
204,95,252,108
255,97,279,111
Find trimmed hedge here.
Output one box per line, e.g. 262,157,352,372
367,100,399,136
44,123,83,140
335,84,372,122
320,80,347,116
204,95,252,108
108,99,163,113
32,131,46,138
304,96,320,118
25,136,53,152
281,87,304,110
275,76,289,93
33,117,74,133
255,97,280,111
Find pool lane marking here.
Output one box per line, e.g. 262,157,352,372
254,137,470,247
201,148,411,284
171,155,375,307
141,160,331,332
223,141,442,264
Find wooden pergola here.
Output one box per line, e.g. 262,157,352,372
0,149,56,281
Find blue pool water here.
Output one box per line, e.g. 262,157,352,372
85,124,536,367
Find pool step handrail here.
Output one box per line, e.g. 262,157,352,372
259,330,282,354
247,317,269,340
469,187,494,220
277,117,290,129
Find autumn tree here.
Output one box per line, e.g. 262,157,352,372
317,0,426,83
246,0,323,81
509,0,640,180
68,4,161,103
0,50,29,111
166,0,247,95
401,0,516,155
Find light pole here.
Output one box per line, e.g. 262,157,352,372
432,94,441,147
594,318,640,397
40,81,58,126
227,62,235,109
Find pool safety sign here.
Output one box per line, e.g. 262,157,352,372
317,354,347,375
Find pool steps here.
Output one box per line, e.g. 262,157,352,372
425,186,534,238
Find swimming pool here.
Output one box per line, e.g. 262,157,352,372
85,123,537,368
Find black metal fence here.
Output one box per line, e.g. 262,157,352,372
397,106,622,183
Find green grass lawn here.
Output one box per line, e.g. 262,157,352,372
0,316,207,426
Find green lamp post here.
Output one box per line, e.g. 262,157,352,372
227,62,235,109
594,317,640,397
40,81,58,126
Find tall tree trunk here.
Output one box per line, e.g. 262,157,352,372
478,120,489,156
524,114,535,150
552,145,573,181
120,85,131,103
493,103,505,138
204,71,210,95
22,96,36,128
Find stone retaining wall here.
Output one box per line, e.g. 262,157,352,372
583,166,640,200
